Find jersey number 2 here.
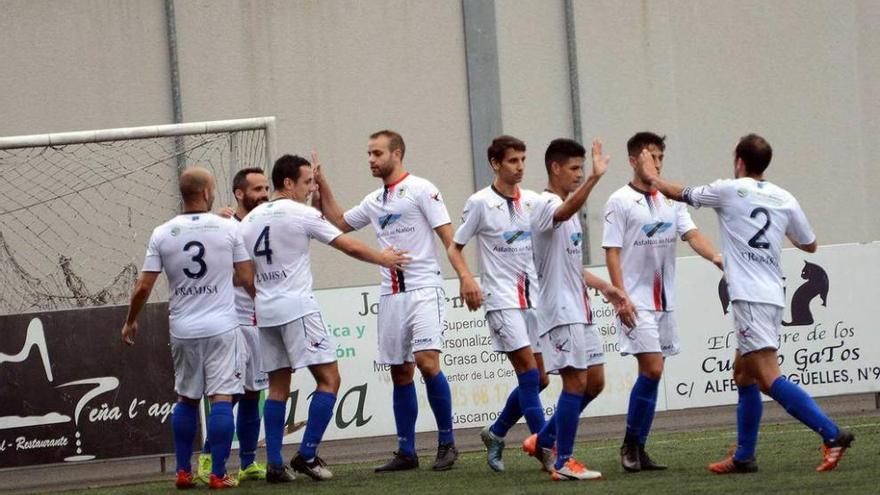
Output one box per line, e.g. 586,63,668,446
748,207,771,249
254,226,273,264
182,241,207,279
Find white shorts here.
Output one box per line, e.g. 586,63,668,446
486,308,541,354
539,323,605,374
260,312,337,372
732,300,782,355
377,287,446,365
618,311,680,357
238,325,268,391
171,329,244,400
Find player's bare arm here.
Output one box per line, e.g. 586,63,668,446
682,229,724,270
583,268,637,328
447,242,483,312
120,270,160,345
232,259,256,299
310,151,355,233
329,234,411,270
636,148,686,201
553,138,609,223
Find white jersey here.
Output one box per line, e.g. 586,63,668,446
142,213,249,340
529,191,592,335
453,185,540,311
344,173,451,295
683,178,815,307
239,199,343,327
602,184,696,312
232,214,256,325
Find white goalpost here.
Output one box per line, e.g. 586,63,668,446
0,116,276,315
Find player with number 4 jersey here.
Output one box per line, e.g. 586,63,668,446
636,133,854,474
239,154,409,483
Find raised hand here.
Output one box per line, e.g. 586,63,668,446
635,147,660,185
591,138,610,178
217,207,235,219
311,150,325,185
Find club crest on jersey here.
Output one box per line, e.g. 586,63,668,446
397,187,407,198
502,230,531,244
570,232,583,247
170,226,180,237
524,201,534,212
379,213,402,229
641,222,673,238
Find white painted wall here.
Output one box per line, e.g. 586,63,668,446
0,0,876,302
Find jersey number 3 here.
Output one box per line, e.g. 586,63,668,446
182,241,207,279
254,226,273,264
748,207,771,249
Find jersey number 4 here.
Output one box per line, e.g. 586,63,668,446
254,226,273,264
748,207,771,249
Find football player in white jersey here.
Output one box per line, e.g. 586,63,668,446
446,135,549,472
521,138,635,481
198,167,271,483
240,154,409,483
121,167,255,489
636,134,853,474
315,130,466,472
603,132,722,472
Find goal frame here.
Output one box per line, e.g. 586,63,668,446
0,116,277,171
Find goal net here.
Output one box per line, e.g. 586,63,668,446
0,117,276,315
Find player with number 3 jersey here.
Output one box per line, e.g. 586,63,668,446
121,167,255,489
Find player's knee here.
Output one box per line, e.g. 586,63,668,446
642,366,663,381
390,364,415,385
585,377,605,397
417,360,440,379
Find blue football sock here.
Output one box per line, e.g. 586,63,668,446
236,398,261,469
202,438,211,455
172,401,198,472
625,374,659,444
393,383,418,456
208,401,234,477
263,399,286,467
298,391,337,460
425,371,455,444
553,391,583,470
536,391,594,450
768,376,839,443
734,384,762,461
490,387,522,438
537,412,556,449
517,369,546,434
